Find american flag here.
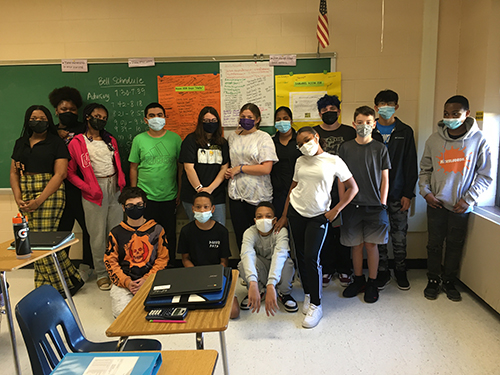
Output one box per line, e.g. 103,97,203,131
317,0,329,48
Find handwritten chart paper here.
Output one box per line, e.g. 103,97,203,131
157,74,221,139
275,72,341,129
220,62,274,127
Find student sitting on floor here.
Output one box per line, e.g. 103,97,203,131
177,191,239,318
104,187,169,318
238,201,298,316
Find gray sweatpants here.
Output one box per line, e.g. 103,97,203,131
110,284,133,318
238,255,295,295
82,175,122,280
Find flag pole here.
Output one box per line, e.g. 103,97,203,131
317,41,320,58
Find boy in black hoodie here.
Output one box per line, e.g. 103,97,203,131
372,90,418,290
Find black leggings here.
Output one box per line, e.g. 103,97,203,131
288,205,329,306
229,199,257,250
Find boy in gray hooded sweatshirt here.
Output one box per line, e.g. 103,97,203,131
419,95,492,301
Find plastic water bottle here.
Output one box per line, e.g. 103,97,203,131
13,213,31,259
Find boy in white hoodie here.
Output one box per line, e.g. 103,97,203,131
419,95,492,301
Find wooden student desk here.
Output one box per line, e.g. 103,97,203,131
106,269,238,375
0,238,81,375
158,350,218,375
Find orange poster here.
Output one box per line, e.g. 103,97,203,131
157,74,221,139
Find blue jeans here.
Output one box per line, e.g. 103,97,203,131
182,201,226,226
426,206,469,282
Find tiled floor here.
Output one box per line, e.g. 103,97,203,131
2,269,500,375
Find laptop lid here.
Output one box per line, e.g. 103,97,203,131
149,264,224,297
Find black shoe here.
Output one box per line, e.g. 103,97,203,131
364,278,379,303
343,275,366,298
375,270,391,290
424,278,440,300
240,295,250,310
442,280,461,302
278,292,298,313
394,269,410,290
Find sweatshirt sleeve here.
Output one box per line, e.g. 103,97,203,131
143,228,169,279
104,232,132,289
266,228,290,287
403,128,418,199
240,227,259,283
463,138,493,206
67,141,89,192
418,138,434,198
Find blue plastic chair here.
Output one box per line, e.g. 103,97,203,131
15,284,161,375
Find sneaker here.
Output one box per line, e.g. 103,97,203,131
302,303,323,328
302,294,310,315
278,292,298,313
424,278,441,300
343,275,366,298
240,278,247,287
394,269,410,290
375,270,391,290
322,274,333,287
442,280,461,302
240,295,250,310
338,273,352,287
79,264,93,283
364,278,379,303
96,277,112,291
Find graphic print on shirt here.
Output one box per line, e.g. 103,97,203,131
209,240,220,249
198,147,222,165
436,146,472,175
142,142,176,166
324,136,347,155
123,234,153,268
81,152,91,168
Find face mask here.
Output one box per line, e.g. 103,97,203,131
299,138,319,156
203,121,219,134
88,117,107,131
194,210,212,224
275,120,291,133
239,118,255,130
58,112,79,127
355,124,373,137
125,205,145,220
321,111,338,125
378,106,396,120
443,118,463,130
148,117,166,131
255,218,274,233
29,120,49,134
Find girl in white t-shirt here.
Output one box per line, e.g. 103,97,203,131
225,103,278,250
276,127,358,328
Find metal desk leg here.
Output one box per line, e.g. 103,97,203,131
116,336,129,351
1,271,21,375
50,252,85,335
196,332,204,350
219,331,230,375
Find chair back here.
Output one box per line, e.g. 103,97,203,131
15,285,86,375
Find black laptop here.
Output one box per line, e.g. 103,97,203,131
149,264,224,297
10,231,74,248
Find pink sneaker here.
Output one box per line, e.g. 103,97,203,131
338,273,352,287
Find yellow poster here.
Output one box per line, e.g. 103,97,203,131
275,72,341,129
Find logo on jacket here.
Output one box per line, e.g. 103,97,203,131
124,234,152,267
437,146,471,175
81,152,91,168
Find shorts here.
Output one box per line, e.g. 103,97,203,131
340,204,389,247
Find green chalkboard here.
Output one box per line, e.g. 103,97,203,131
0,58,331,188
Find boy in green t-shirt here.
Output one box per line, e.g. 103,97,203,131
129,102,182,266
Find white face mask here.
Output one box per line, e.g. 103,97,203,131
255,218,274,233
194,210,212,224
148,117,166,131
299,138,319,156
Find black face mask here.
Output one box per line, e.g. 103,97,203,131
321,111,338,125
88,117,107,131
125,205,145,220
203,121,219,134
29,120,49,134
59,112,79,127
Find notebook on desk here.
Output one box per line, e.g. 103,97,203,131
148,264,224,297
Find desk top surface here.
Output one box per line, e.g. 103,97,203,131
0,238,79,272
158,350,218,375
106,269,238,337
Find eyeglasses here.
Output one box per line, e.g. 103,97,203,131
378,102,397,107
124,203,145,209
202,119,218,123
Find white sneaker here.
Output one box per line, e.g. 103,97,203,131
302,303,323,329
302,294,310,315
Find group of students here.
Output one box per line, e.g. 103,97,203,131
10,85,492,329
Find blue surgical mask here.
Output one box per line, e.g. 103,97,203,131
378,106,396,120
148,117,165,131
443,118,463,130
275,120,291,133
194,210,212,224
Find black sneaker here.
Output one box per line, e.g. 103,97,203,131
278,292,298,313
343,275,366,298
424,278,440,300
364,278,379,303
442,280,461,302
394,269,410,290
375,270,391,290
240,295,250,310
